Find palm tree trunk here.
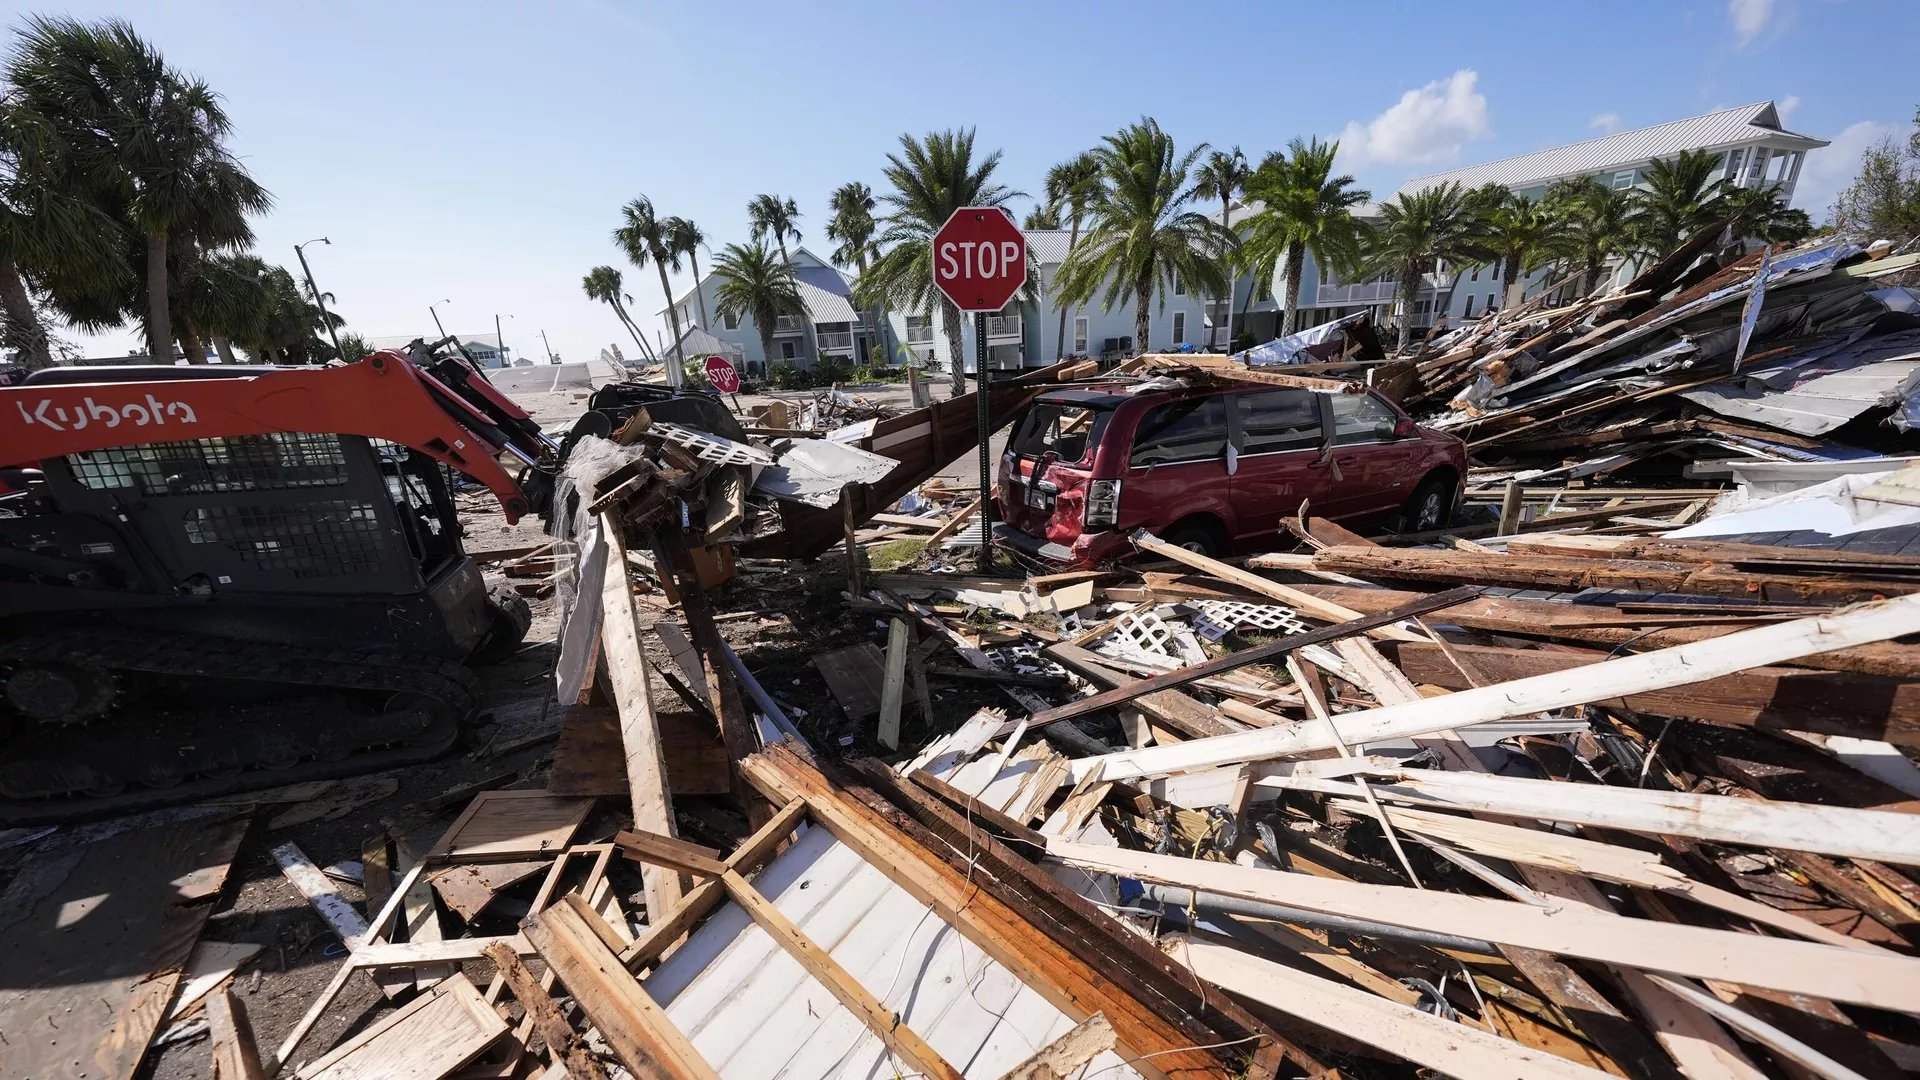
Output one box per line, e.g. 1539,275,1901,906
1219,200,1232,350
145,231,173,363
1502,254,1522,305
0,256,54,370
758,327,776,375
611,299,657,360
212,334,238,364
689,251,710,331
1134,272,1152,357
1236,261,1259,346
655,263,686,386
1054,217,1082,360
1395,264,1423,353
1582,257,1603,298
177,317,207,365
1282,243,1307,336
942,299,965,395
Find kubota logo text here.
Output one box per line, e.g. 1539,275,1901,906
16,394,199,432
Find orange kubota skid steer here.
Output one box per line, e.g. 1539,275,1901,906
0,340,561,822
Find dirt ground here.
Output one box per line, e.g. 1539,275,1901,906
0,371,1018,1080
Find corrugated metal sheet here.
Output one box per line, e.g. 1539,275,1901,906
1398,102,1827,197
792,264,861,324
1683,357,1920,435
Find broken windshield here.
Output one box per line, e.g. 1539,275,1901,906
1012,402,1111,466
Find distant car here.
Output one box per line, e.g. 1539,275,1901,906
994,380,1466,567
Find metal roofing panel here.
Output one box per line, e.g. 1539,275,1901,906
1399,102,1827,197
1682,357,1920,436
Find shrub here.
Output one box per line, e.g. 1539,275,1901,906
770,362,812,390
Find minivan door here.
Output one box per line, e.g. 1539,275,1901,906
1322,391,1421,527
1121,395,1233,539
1226,388,1335,541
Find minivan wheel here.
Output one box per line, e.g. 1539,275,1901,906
1405,476,1454,533
1162,522,1223,557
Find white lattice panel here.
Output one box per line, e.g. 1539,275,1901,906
1190,600,1310,642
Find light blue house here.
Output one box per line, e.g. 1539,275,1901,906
659,248,880,377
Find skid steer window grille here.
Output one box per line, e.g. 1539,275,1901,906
67,433,349,495
182,500,386,577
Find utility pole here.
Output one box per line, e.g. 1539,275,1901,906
540,329,556,364
294,238,345,363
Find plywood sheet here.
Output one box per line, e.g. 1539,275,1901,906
813,643,886,721
429,790,593,859
0,809,249,1080
296,972,506,1080
550,705,729,797
430,860,552,921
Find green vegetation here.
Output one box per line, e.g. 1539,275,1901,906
711,240,804,376
1833,107,1920,243
1241,137,1371,336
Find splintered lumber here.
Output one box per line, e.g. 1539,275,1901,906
615,828,728,877
1026,585,1477,730
1050,841,1920,1012
600,514,684,922
1511,533,1920,573
994,1013,1117,1080
1045,643,1240,739
812,642,887,720
207,987,267,1080
877,618,910,749
1068,592,1920,783
1387,641,1920,745
272,841,370,944
716,866,967,1080
529,895,723,1080
1131,528,1423,639
482,941,612,1080
294,972,506,1080
741,745,1275,1080
1166,936,1614,1080
1271,764,1920,866
1313,545,1920,605
619,798,810,971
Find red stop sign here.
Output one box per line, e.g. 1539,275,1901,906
933,207,1026,312
703,355,739,393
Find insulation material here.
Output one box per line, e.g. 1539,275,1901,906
753,439,900,509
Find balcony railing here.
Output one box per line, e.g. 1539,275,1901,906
773,315,804,335
816,330,853,352
984,313,1022,340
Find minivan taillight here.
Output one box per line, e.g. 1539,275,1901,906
1085,479,1121,527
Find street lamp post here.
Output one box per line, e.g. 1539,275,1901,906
495,313,513,368
429,299,452,340
294,238,346,364
540,330,557,364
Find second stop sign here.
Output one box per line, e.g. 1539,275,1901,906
932,207,1026,312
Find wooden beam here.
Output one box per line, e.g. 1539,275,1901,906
878,617,909,750
483,941,613,1080
717,866,967,1080
619,798,809,971
207,988,266,1080
994,1013,1116,1080
1050,841,1920,1013
600,513,684,923
615,829,728,877
1070,592,1920,783
1130,529,1424,639
527,895,723,1080
655,520,760,810
1045,644,1241,739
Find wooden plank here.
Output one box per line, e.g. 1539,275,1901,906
548,704,629,796
1046,644,1241,740
618,798,810,971
600,514,685,924
273,841,369,943
431,860,551,922
717,866,968,1080
994,1012,1116,1080
1131,528,1424,639
813,642,887,721
528,893,724,1080
616,829,728,877
655,521,760,808
429,790,593,860
1071,591,1920,783
1050,841,1920,1012
296,972,506,1080
481,942,612,1080
1026,586,1478,731
1169,937,1614,1080
394,834,454,991
877,618,910,750
207,987,266,1080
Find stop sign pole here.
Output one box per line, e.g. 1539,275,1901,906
931,207,1026,574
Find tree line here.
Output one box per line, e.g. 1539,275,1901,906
0,16,358,371
595,117,1817,381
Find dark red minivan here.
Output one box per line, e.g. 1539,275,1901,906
995,380,1466,567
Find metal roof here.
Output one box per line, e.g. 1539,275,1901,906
1398,102,1827,198
792,263,860,324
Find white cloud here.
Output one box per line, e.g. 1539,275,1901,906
1589,112,1623,135
1778,95,1800,124
1793,119,1896,219
1335,70,1491,169
1729,0,1773,47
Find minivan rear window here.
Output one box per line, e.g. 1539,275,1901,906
1013,402,1111,465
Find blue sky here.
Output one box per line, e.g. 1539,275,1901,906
15,0,1917,364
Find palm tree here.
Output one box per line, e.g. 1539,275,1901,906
748,194,802,264
182,250,268,363
1193,147,1249,348
1355,182,1487,353
1477,194,1553,309
1241,137,1370,337
1023,205,1060,229
665,217,710,332
582,265,657,361
856,129,1023,393
1542,178,1634,297
1043,151,1101,360
827,181,886,363
712,241,806,372
1056,118,1229,358
10,16,270,364
1629,149,1730,258
1721,183,1814,246
613,196,686,383
0,94,126,369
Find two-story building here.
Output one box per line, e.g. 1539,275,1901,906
659,248,883,378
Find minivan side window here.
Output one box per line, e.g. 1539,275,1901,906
1236,389,1322,454
1129,397,1229,466
1330,393,1402,446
